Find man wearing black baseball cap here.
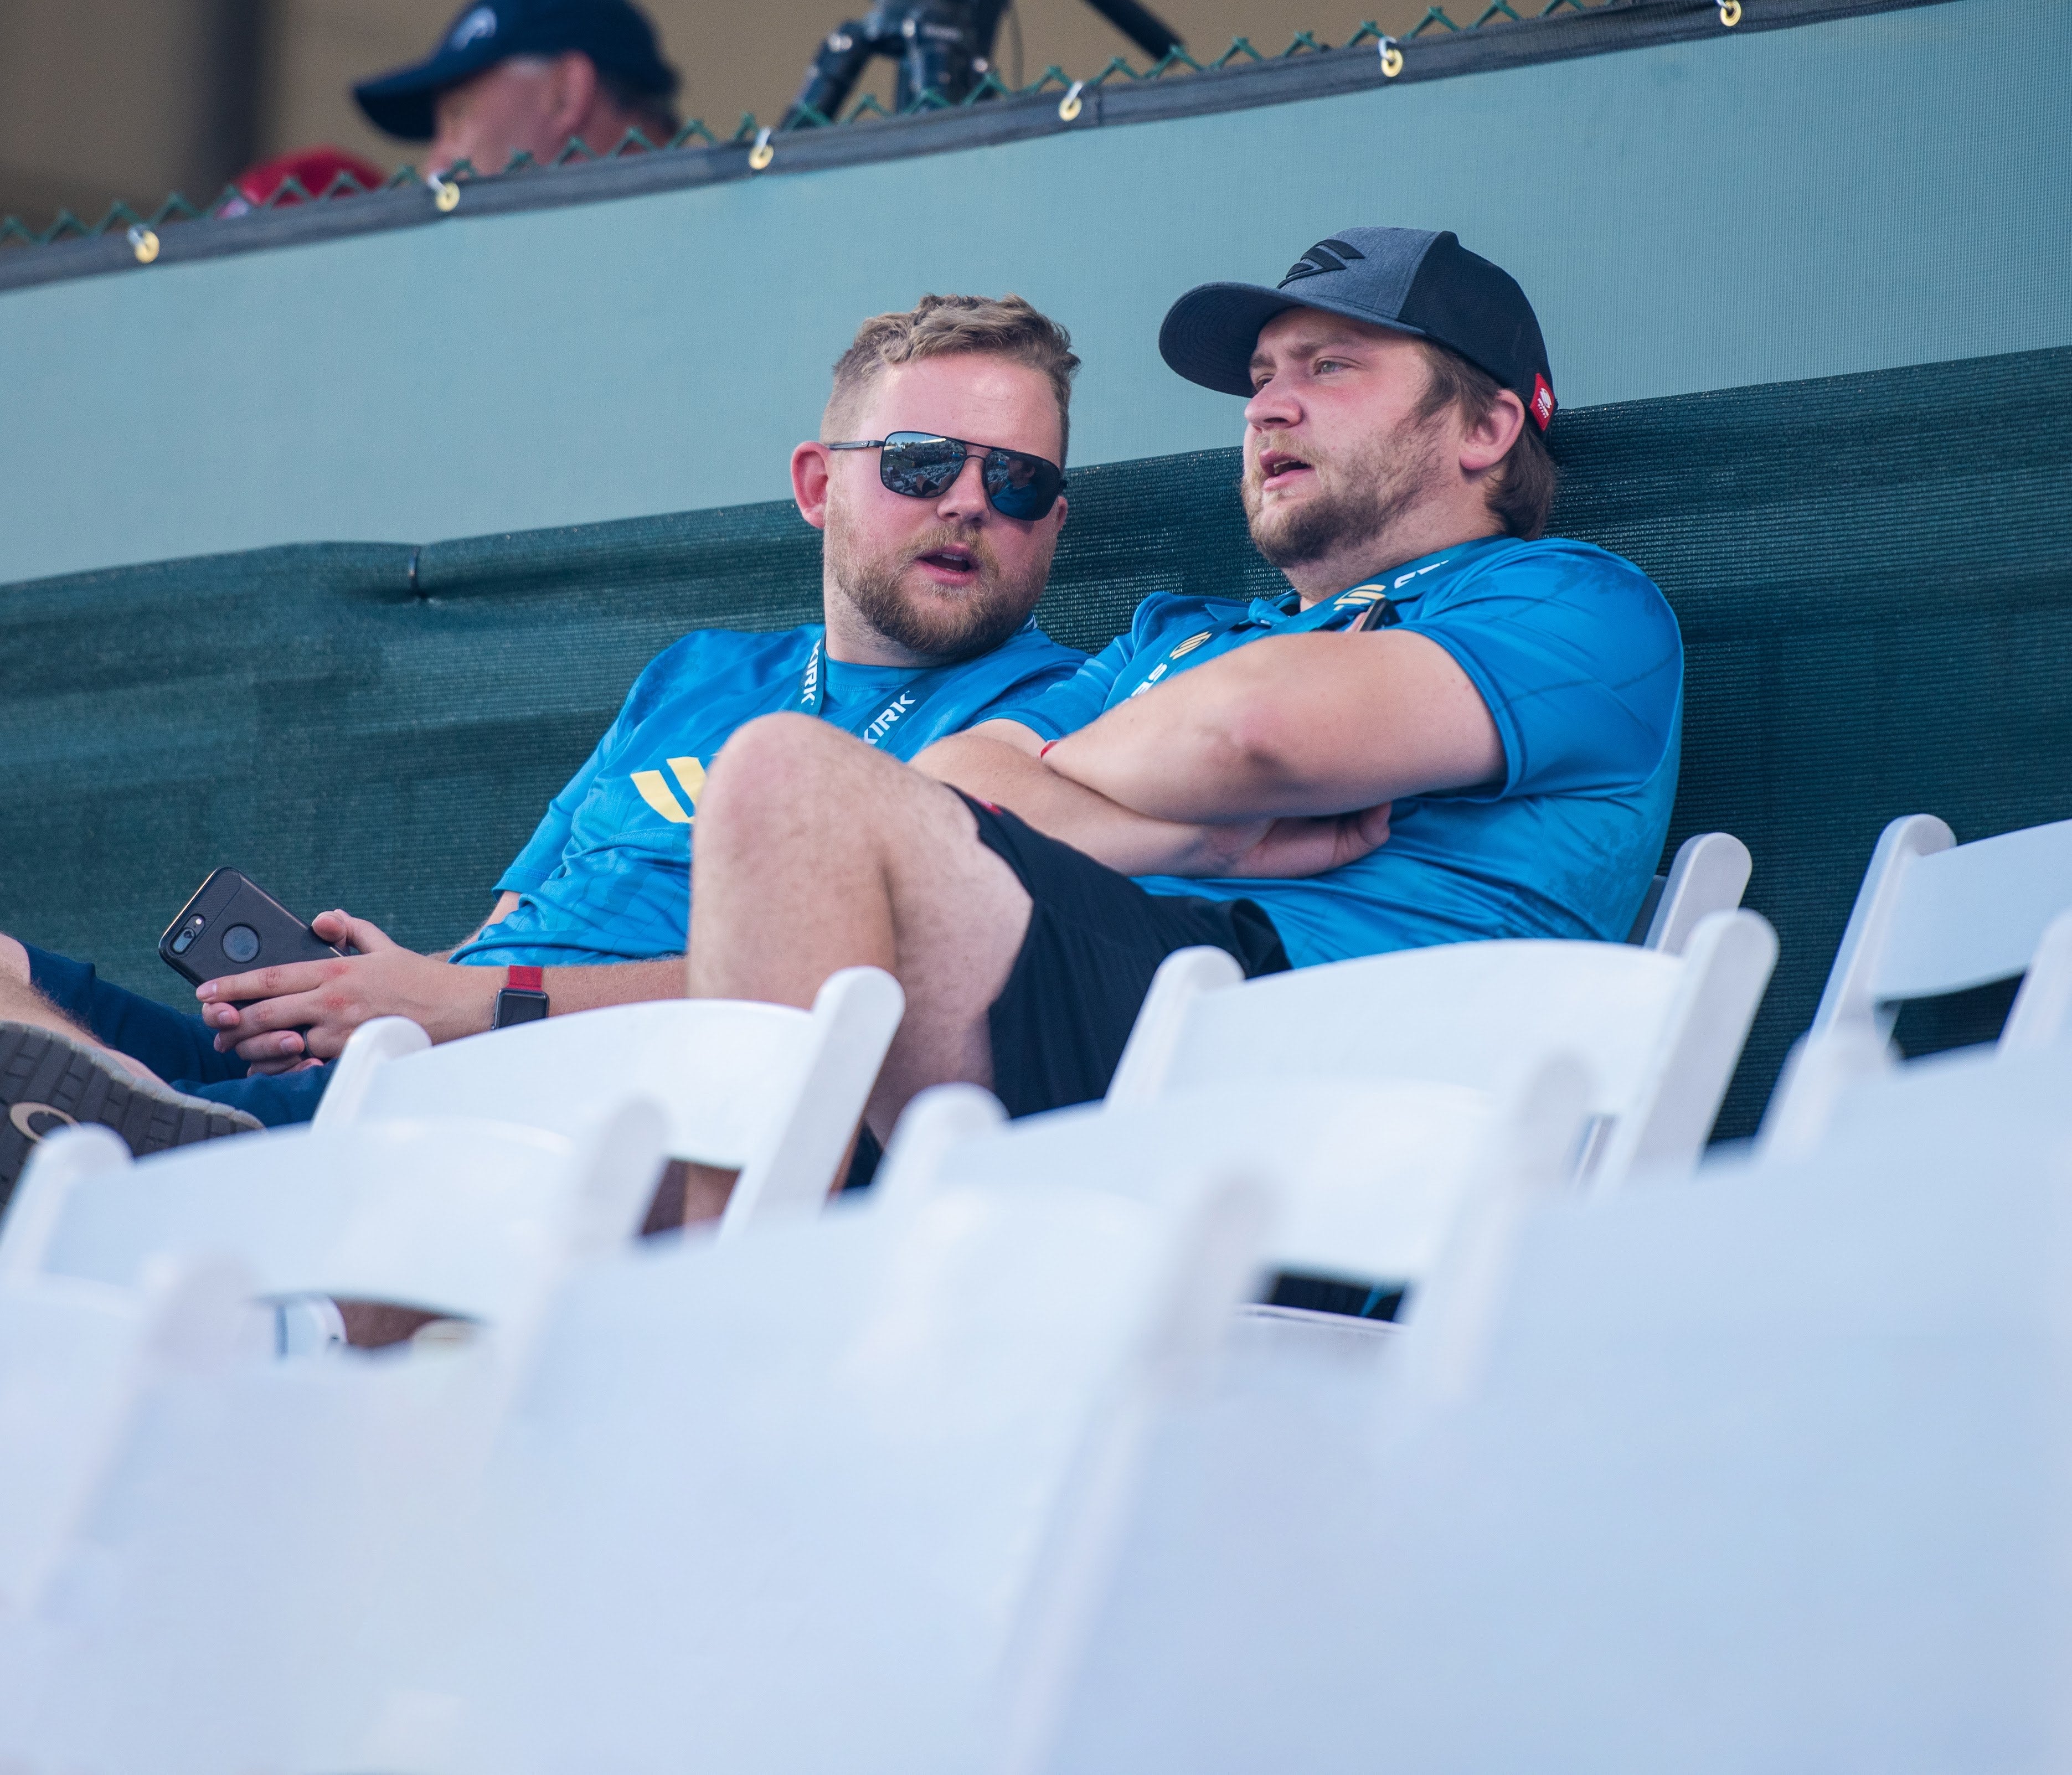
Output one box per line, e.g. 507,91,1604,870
680,227,1684,1133
354,0,680,178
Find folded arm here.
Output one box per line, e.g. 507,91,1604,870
918,626,1498,877
1042,627,1503,821
913,726,1276,876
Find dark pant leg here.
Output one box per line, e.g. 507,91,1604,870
182,1064,334,1128
953,796,1290,1118
25,943,243,1084
23,943,332,1127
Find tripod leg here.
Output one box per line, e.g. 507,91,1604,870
782,19,878,128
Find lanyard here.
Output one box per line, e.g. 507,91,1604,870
1122,580,1396,701
795,631,963,751
1120,541,1497,702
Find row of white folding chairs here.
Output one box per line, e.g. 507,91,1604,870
0,829,1767,1385
1,827,1760,1308
16,804,2072,1352
10,806,2061,1353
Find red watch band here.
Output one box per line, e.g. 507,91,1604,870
507,965,544,992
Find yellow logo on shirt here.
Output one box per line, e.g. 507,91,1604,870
631,756,705,825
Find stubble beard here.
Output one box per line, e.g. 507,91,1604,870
1242,416,1448,575
825,497,1053,664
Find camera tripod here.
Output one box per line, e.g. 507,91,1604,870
782,0,1183,126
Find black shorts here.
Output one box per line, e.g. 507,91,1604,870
960,793,1290,1118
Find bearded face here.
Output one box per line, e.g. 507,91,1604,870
824,482,1054,663
1241,401,1450,574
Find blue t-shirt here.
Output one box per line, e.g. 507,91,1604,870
452,618,1083,967
987,535,1683,969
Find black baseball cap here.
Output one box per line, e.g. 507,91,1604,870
353,0,679,142
1159,228,1557,433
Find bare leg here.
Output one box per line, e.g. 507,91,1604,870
641,1159,739,1234
688,714,1032,1139
0,961,175,1086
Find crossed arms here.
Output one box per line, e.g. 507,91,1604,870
916,626,1502,876
204,625,1500,1066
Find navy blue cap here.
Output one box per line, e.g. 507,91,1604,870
1160,228,1557,433
354,0,679,142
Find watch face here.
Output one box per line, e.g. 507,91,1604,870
493,988,550,1029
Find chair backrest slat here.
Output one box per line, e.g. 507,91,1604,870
1113,911,1775,1188
1641,832,1753,957
31,1119,622,1325
338,1001,811,1166
1154,942,1679,1115
1873,818,2072,1004
318,968,904,1231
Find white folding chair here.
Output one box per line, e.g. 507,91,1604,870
1109,909,1776,1188
1761,813,2072,1153
1018,1040,2072,1775
316,965,904,1233
0,1102,666,1328
0,1248,274,1621
1625,830,1754,954
6,1259,511,1775
878,1057,1591,1312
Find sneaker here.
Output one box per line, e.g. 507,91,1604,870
0,1021,262,1200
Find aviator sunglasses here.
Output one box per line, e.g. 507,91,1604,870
826,430,1065,521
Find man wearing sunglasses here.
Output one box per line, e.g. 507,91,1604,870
0,295,1084,1190
680,229,1683,1132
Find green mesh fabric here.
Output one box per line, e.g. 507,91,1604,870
3,344,2067,1139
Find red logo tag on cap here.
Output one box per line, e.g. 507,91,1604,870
1529,373,1556,432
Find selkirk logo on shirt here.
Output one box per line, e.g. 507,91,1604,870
862,692,918,746
630,756,704,824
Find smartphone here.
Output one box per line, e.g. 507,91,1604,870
158,868,342,994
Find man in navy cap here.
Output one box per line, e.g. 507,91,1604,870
354,0,682,177
678,228,1685,1129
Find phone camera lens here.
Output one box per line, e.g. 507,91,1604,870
221,925,261,964
170,914,206,956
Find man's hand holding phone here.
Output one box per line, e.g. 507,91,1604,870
199,909,498,1070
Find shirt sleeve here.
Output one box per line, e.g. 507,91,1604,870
978,595,1219,740
1404,545,1683,799
963,654,1086,729
496,722,615,894
496,639,674,893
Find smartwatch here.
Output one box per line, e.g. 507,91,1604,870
492,964,550,1030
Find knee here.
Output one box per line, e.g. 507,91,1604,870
705,714,852,806
0,933,28,985
698,714,858,845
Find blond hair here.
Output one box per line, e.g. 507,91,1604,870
826,293,1080,461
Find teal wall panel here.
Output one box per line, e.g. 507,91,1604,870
2,0,2066,586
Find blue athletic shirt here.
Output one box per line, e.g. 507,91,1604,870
451,618,1083,967
986,535,1683,969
